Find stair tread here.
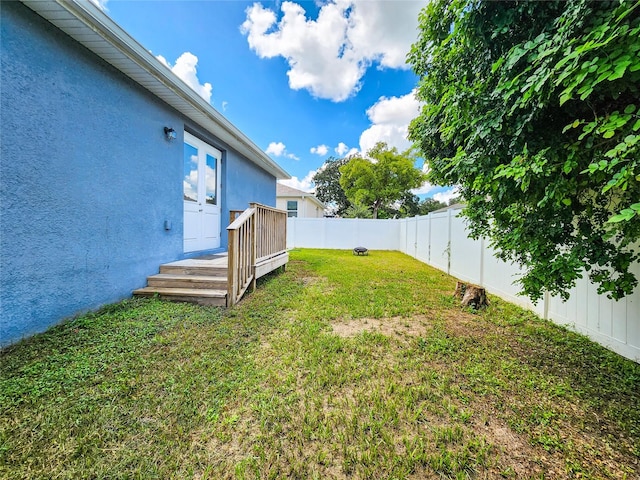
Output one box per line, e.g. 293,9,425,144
162,257,227,268
149,273,227,280
159,266,227,273
133,287,227,297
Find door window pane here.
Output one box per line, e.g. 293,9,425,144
183,142,198,202
205,153,217,205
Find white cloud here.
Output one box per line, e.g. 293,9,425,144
266,141,287,156
241,1,427,101
359,89,422,154
278,170,318,191
335,142,349,156
156,52,212,103
310,144,329,156
411,182,436,196
222,101,229,112
334,142,360,157
266,141,300,160
346,147,360,157
433,187,460,205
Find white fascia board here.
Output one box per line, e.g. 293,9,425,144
309,197,326,209
22,0,290,180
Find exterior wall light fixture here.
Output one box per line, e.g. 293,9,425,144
164,127,177,141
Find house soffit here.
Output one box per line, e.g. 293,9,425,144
22,0,290,180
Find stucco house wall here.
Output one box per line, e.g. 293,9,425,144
0,2,285,346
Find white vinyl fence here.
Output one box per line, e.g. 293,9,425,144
287,210,640,362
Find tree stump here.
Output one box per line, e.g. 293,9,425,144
453,281,489,309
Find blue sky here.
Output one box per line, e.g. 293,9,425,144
103,0,456,202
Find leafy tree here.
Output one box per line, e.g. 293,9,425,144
311,157,352,216
343,202,373,219
376,193,421,218
339,143,426,219
419,198,447,215
408,0,640,301
397,193,422,218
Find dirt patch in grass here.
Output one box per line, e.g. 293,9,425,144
330,309,499,341
331,315,430,338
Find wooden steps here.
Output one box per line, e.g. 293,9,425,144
147,273,226,290
133,255,228,306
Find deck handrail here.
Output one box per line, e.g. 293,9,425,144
227,203,287,306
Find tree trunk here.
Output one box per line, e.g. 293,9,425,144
452,281,489,309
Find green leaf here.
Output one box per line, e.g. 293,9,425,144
608,60,632,81
559,91,572,105
602,130,615,139
491,57,505,73
608,209,636,223
579,87,594,100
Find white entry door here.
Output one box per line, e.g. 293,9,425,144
183,132,222,253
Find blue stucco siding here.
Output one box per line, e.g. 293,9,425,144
0,3,185,345
1,3,280,346
225,149,278,212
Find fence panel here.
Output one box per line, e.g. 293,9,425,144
548,259,640,360
449,214,482,285
428,212,450,272
481,245,546,317
289,218,326,248
399,219,410,256
415,216,430,264
356,219,400,249
287,218,399,250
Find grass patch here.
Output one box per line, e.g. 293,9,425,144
1,249,639,479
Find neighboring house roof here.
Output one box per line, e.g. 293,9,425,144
22,0,290,180
431,203,465,214
276,184,326,209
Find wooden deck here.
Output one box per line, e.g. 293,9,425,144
134,203,289,306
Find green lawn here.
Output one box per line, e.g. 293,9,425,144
1,249,638,479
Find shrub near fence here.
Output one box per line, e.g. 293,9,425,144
287,209,640,362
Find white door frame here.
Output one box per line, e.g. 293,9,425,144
183,132,222,253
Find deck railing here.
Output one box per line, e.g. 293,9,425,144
251,202,287,263
227,203,287,306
